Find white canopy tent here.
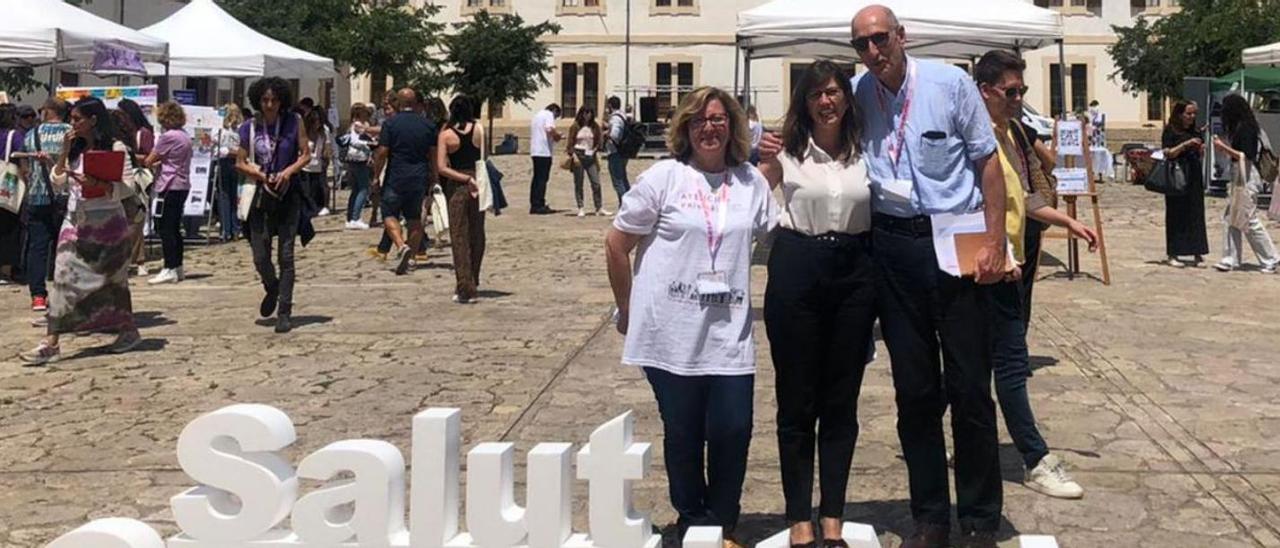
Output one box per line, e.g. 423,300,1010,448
140,0,334,79
1243,43,1280,67
0,0,167,73
735,0,1065,110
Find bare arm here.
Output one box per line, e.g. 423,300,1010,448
605,228,644,335
436,129,471,184
974,152,1008,284
371,146,389,187
1027,204,1098,251
1032,138,1056,171
143,151,161,169
1212,135,1245,162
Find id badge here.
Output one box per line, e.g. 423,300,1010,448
695,271,731,295
882,178,914,202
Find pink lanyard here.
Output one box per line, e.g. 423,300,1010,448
695,172,731,271
875,61,917,178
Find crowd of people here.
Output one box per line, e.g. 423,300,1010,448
604,6,1108,548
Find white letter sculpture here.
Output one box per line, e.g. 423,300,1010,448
411,408,461,548
46,518,164,548
577,411,659,548
291,439,407,546
170,403,298,543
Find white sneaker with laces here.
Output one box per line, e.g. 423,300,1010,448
1214,261,1234,272
148,268,179,285
596,208,612,216
577,208,586,218
19,341,60,365
1025,453,1084,499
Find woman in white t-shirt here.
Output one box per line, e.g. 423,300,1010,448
758,60,876,547
567,106,606,217
605,86,777,547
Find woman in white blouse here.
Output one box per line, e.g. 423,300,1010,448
759,60,875,548
605,86,777,548
567,106,607,217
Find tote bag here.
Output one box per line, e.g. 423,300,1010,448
237,123,258,222
475,129,492,212
0,131,24,214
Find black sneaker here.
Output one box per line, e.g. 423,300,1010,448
275,313,292,333
260,283,279,318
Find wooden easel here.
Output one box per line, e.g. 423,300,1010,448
1042,119,1111,285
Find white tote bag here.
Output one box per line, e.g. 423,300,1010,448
475,131,493,212
237,123,258,222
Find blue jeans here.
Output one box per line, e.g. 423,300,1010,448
987,280,1049,470
217,158,240,240
346,162,371,222
24,204,59,298
643,367,753,534
606,153,630,206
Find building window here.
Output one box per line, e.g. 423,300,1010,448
1035,0,1100,14
1147,94,1165,122
1048,63,1089,117
1070,64,1088,113
652,0,697,16
1131,0,1179,15
462,0,511,15
1049,65,1064,118
490,100,505,119
559,0,604,15
560,61,603,118
654,61,695,118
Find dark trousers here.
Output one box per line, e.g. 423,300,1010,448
248,190,301,316
444,179,486,299
0,209,21,274
988,280,1049,470
530,156,552,210
217,158,240,240
24,204,59,298
159,189,189,269
346,162,371,222
644,367,753,534
304,170,327,212
1020,219,1046,328
606,153,630,205
764,229,876,521
871,215,1001,534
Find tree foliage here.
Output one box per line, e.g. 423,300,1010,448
1109,0,1280,99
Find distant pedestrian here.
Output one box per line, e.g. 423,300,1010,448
0,104,25,285
215,103,244,241
344,103,374,230
528,103,562,214
567,105,606,217
236,77,312,333
118,98,154,277
372,88,437,275
435,95,488,304
20,97,143,364
1212,94,1278,273
605,87,777,547
604,96,631,207
144,101,194,285
22,98,72,312
302,108,332,216
1160,100,1208,267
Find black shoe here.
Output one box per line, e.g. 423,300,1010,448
259,284,279,318
274,313,292,333
902,523,950,548
956,531,996,548
530,206,553,215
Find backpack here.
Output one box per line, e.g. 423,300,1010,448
611,113,646,159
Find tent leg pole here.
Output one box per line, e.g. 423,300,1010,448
734,44,740,98
1057,38,1067,120
743,49,753,111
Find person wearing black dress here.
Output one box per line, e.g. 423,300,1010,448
1160,100,1209,267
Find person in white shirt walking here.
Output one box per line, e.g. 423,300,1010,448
528,103,562,214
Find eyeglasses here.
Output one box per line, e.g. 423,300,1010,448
995,85,1029,99
850,30,894,52
691,114,729,129
807,88,844,102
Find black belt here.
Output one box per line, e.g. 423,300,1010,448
872,212,932,237
777,228,868,247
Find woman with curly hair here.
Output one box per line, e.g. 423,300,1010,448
144,101,193,285
235,77,312,333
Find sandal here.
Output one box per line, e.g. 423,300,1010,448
19,341,61,365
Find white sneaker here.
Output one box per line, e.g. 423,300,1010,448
1167,257,1185,268
1025,453,1084,499
318,208,330,216
577,208,586,218
1214,261,1234,272
355,220,370,230
596,208,612,216
1263,262,1278,274
135,264,149,277
147,268,179,285
344,220,356,230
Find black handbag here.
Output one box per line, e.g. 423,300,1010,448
1143,158,1188,196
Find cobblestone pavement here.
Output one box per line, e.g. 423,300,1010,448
1,157,1278,547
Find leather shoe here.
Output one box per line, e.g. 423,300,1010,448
275,313,292,334
260,283,279,318
956,531,996,548
901,523,950,548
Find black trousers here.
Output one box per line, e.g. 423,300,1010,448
1020,218,1046,327
764,229,876,521
159,189,189,270
871,214,1001,534
530,156,552,210
248,189,301,316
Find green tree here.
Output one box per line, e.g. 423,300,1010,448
1109,0,1280,100
219,0,446,101
444,10,560,152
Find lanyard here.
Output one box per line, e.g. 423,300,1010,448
875,61,917,178
259,117,284,175
695,172,731,271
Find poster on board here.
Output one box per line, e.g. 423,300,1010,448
1056,120,1084,157
1053,167,1089,195
147,106,222,221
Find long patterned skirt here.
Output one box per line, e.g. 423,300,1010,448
46,196,142,335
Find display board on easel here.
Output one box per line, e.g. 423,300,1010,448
1045,119,1111,284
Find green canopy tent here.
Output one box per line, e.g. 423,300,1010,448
1211,67,1280,92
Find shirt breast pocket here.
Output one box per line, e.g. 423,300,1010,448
917,130,952,179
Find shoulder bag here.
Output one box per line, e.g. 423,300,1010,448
0,130,26,214
474,126,493,212
237,123,259,222
1256,128,1279,183
1143,157,1188,196
1012,123,1058,208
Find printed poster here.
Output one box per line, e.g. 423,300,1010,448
1056,120,1084,157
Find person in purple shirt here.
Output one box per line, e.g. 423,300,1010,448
144,101,193,285
235,76,312,334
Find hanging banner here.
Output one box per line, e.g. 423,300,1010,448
56,85,159,125
90,42,146,75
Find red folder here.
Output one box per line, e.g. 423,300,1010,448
84,150,125,183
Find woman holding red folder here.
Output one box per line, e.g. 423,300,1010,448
20,97,144,365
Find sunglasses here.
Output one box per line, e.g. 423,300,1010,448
850,30,894,52
994,85,1029,99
